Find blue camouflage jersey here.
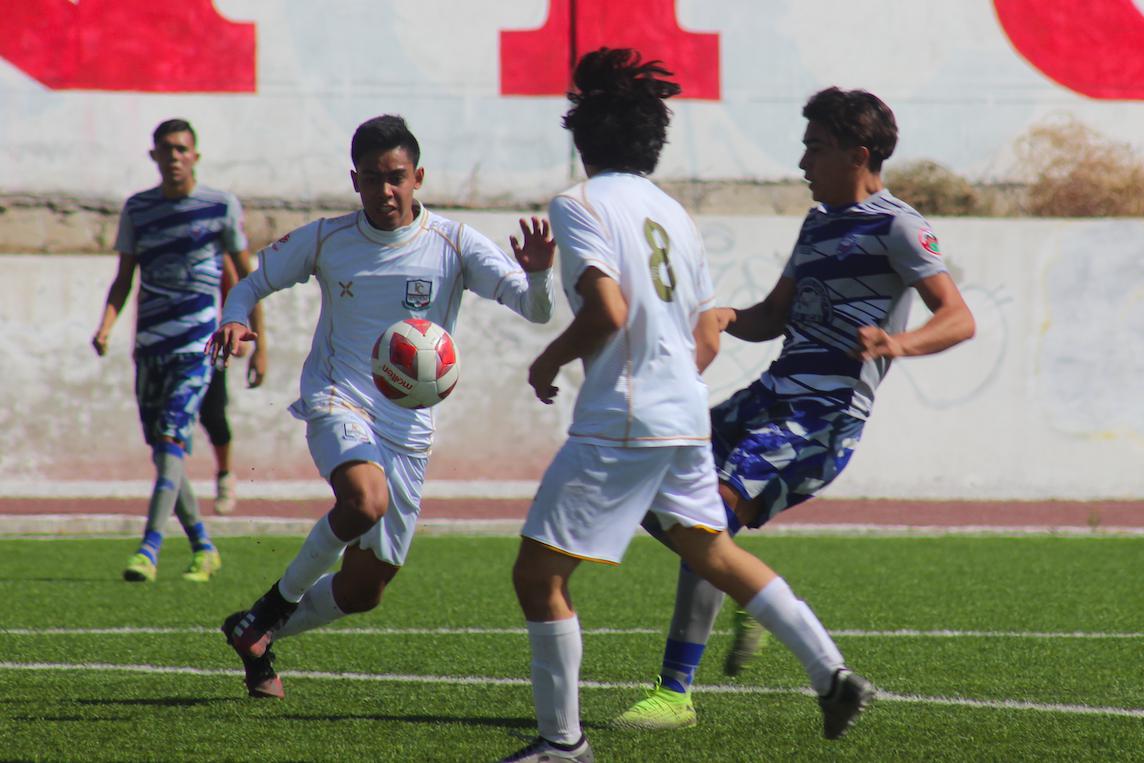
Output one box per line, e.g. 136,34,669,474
115,185,247,356
760,189,947,419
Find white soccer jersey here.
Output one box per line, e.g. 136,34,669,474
549,172,716,447
222,204,554,454
764,189,948,418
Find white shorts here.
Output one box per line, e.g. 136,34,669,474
521,441,726,565
305,409,427,566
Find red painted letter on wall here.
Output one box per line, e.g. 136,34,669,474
0,0,255,92
995,0,1144,99
501,0,719,100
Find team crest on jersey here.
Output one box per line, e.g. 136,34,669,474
271,232,292,250
835,233,858,260
791,278,833,325
919,229,941,256
403,279,433,310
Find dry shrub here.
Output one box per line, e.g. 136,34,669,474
885,160,982,216
1016,117,1144,217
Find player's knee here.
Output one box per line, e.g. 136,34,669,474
339,584,384,614
334,481,389,526
333,575,385,614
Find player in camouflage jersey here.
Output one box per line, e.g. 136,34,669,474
616,87,976,731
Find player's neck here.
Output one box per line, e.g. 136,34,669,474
161,178,196,199
828,174,884,208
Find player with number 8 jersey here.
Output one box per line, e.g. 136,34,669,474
547,174,715,447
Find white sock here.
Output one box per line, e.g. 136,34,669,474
278,513,348,603
744,577,844,695
527,616,582,745
274,574,345,639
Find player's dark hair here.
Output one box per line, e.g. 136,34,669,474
802,87,898,172
351,115,421,167
153,119,196,147
562,48,682,175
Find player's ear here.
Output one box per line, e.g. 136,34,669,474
413,166,424,190
852,145,870,168
350,169,360,193
149,148,158,163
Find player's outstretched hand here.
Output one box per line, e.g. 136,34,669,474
207,322,258,369
510,216,556,273
852,325,903,361
528,353,560,405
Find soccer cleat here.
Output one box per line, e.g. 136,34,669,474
123,553,157,582
499,735,594,762
723,607,770,676
214,472,237,515
225,582,298,659
182,549,222,582
818,668,875,740
612,677,697,730
221,611,284,699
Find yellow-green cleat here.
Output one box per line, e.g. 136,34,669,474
613,677,697,730
123,552,157,583
182,549,222,582
724,608,770,676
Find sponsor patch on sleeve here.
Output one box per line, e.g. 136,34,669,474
918,229,941,256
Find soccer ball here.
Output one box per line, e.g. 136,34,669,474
371,319,460,409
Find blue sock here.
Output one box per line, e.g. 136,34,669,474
186,522,214,553
139,530,163,564
660,638,706,693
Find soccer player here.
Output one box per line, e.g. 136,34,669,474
198,255,266,515
92,118,265,583
209,114,555,700
500,50,874,763
615,87,977,730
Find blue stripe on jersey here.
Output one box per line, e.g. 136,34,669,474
136,231,222,266
797,252,897,282
137,292,215,331
769,350,861,379
135,203,228,239
139,321,217,356
799,215,893,247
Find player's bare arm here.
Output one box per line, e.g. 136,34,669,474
853,272,975,361
228,248,268,387
693,308,722,373
724,276,796,342
92,252,137,356
509,216,556,272
528,268,626,404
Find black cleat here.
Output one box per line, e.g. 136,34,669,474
221,610,285,699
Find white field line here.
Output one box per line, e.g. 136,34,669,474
2,626,1142,639
0,661,1141,719
4,515,1144,538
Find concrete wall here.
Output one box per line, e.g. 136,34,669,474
4,1,1144,206
2,213,1141,500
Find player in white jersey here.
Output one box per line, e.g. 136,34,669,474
208,115,555,700
92,119,266,585
500,50,873,763
616,88,976,731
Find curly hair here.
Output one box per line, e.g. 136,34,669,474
351,115,421,167
562,48,682,174
803,87,898,172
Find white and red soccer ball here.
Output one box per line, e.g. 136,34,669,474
371,319,460,409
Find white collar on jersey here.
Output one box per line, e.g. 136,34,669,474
357,202,427,246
